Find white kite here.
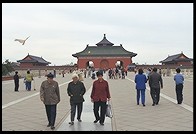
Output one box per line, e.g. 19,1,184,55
15,36,30,45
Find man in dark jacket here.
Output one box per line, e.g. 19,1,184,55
40,73,60,130
67,73,86,125
91,71,111,125
13,71,19,92
149,67,163,106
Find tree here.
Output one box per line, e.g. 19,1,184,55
2,65,8,76
2,59,14,76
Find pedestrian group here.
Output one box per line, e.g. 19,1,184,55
39,70,110,130
13,67,184,130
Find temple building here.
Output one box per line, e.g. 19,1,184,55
17,53,51,68
72,34,137,69
159,52,193,66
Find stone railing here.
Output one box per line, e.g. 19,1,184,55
2,69,73,81
2,76,13,81
143,68,193,77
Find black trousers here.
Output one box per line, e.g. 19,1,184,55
176,84,183,104
70,102,83,121
150,87,160,104
45,105,57,126
14,82,19,91
93,101,107,123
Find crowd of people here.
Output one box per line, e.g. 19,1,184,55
108,67,127,79
12,67,184,130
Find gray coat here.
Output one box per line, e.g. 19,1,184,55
149,72,163,89
40,80,60,105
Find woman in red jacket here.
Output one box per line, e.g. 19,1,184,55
90,71,111,125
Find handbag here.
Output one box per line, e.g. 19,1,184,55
105,101,113,118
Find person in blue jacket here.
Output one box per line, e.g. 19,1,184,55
135,68,147,106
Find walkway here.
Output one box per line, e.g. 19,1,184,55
57,85,112,131
2,72,193,131
57,73,112,131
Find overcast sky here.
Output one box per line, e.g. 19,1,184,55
2,3,193,65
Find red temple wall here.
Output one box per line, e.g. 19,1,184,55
77,57,133,69
176,61,192,66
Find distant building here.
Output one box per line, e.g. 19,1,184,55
127,63,136,71
72,34,137,69
17,53,51,68
11,62,20,67
159,52,193,66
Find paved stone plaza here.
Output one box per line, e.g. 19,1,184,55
2,72,193,131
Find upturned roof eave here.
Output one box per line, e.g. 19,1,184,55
72,53,137,57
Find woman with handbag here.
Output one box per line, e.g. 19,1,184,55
91,71,111,125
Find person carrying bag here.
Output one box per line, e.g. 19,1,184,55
106,100,113,118
91,71,111,125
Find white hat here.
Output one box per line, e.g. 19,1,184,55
72,73,79,79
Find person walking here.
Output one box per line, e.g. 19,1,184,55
62,70,65,77
84,69,87,78
91,71,111,125
146,68,152,81
13,71,19,92
53,69,56,78
174,68,184,104
108,68,112,79
24,70,33,91
135,68,147,106
159,68,162,76
67,73,86,125
40,73,60,130
121,68,125,79
91,70,96,80
148,67,163,106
